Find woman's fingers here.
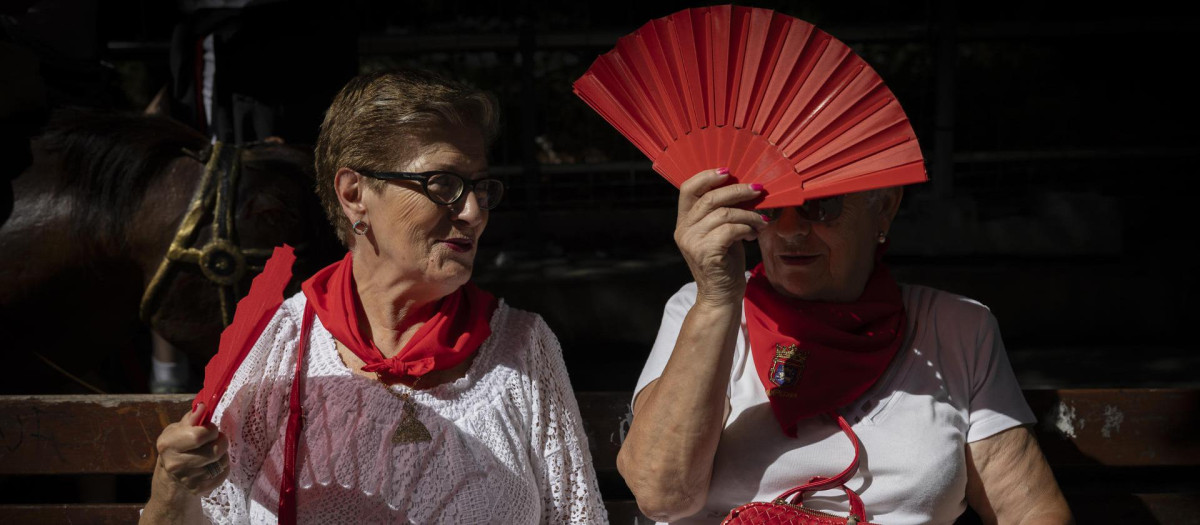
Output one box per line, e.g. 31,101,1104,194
157,419,219,457
680,175,764,227
678,168,732,216
156,403,229,494
163,452,229,495
191,453,231,494
703,222,762,247
674,168,768,251
183,402,204,426
688,206,768,238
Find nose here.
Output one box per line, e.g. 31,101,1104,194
770,207,813,238
451,190,487,227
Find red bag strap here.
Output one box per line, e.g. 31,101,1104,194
771,411,866,521
277,303,314,525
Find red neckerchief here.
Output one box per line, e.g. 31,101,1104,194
300,251,497,384
743,249,906,437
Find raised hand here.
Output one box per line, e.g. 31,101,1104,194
674,168,767,308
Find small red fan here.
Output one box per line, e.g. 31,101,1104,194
193,244,296,426
574,5,927,208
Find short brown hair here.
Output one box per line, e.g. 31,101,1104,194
314,69,499,244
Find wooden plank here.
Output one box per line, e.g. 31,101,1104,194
0,503,142,524
2,390,1197,477
1026,389,1200,467
580,389,1200,469
0,395,192,475
0,393,630,476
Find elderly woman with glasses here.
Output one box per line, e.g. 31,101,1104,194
141,69,607,524
618,171,1072,524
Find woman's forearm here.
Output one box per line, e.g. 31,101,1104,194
618,301,741,521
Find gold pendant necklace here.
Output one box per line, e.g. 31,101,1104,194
385,378,432,444
392,397,433,444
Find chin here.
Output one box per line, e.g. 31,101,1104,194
767,274,832,301
776,284,822,301
430,262,473,290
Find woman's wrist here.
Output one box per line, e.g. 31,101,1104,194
691,293,743,315
143,464,199,522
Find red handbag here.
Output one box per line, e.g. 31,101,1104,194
722,412,876,525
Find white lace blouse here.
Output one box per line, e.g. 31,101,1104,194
200,292,608,524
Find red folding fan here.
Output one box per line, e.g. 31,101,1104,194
574,5,927,208
193,244,296,426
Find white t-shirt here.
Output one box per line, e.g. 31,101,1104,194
634,282,1034,525
201,292,608,524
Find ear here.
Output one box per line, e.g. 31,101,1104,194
877,186,904,235
334,167,368,222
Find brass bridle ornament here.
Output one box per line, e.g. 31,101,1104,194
139,142,274,327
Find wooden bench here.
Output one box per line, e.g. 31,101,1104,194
2,390,1198,523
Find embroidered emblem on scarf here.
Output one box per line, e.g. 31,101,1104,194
743,252,907,437
768,344,807,393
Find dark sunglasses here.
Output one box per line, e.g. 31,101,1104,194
359,170,504,210
760,195,845,223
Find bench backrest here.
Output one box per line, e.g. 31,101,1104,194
2,389,1198,522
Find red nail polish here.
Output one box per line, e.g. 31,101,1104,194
750,183,764,191
759,213,771,222
716,167,730,175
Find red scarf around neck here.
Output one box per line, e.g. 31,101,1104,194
743,251,907,437
300,251,497,384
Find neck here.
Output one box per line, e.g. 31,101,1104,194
350,248,447,359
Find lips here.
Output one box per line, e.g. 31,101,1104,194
778,254,819,266
440,238,474,252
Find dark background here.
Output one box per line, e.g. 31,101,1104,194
4,0,1198,391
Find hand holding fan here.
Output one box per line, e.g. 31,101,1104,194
193,244,296,426
573,5,927,208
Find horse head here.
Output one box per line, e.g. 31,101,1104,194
143,139,340,361
0,110,338,393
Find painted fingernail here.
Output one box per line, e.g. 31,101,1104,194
760,213,771,222
716,167,730,175
750,183,764,191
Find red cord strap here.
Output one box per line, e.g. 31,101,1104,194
771,411,866,520
277,303,314,525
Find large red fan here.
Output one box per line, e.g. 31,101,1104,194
193,244,296,426
574,5,927,208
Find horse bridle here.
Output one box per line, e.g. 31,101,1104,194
140,141,273,327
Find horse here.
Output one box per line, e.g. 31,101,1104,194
0,109,340,394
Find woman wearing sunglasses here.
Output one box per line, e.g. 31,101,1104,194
619,171,1071,523
141,69,606,524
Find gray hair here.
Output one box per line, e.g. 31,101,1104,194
314,69,499,245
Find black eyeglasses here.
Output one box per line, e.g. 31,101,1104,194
760,195,845,223
359,170,504,210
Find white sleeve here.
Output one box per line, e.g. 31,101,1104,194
200,299,302,524
633,282,699,405
965,309,1036,443
527,315,609,524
